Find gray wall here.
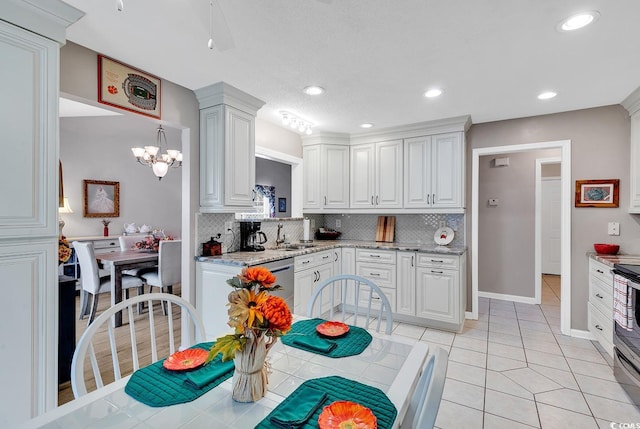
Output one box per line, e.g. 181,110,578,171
256,158,292,218
478,149,560,298
60,115,181,238
467,104,635,330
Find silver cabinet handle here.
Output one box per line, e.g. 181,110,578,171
595,324,603,331
371,196,374,205
322,255,329,260
334,252,338,262
427,194,430,204
431,259,444,263
411,256,414,267
370,254,381,258
370,273,380,277
431,270,443,274
596,269,604,274
595,293,604,299
324,196,327,205
316,270,321,282
376,195,379,205
432,193,435,203
302,260,310,265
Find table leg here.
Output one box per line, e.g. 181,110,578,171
111,265,123,327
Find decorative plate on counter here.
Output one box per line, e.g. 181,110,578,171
434,227,455,246
163,348,208,371
316,321,350,337
318,401,377,429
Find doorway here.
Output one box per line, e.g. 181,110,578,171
471,140,572,336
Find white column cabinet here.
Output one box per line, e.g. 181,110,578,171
415,254,464,328
404,132,463,209
350,140,403,209
303,144,349,210
396,251,416,316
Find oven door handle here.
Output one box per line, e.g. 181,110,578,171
616,348,640,385
613,271,640,291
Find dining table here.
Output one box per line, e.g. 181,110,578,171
96,250,159,327
23,325,429,428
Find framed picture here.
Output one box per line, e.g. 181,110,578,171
98,55,162,119
83,180,120,217
278,198,287,212
575,179,619,207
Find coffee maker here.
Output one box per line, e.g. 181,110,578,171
240,221,267,251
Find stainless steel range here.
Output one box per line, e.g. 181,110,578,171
612,263,640,403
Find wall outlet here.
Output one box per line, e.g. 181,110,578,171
336,219,341,228
439,221,446,228
310,219,316,229
608,221,620,236
225,221,233,233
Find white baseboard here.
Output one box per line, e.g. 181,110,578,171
478,291,537,305
570,329,595,340
465,311,476,320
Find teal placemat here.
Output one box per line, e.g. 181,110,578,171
281,318,372,358
124,342,234,407
255,376,397,429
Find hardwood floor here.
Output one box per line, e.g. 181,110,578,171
58,284,183,405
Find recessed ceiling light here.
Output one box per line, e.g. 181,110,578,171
538,91,557,100
303,86,325,95
360,123,374,129
424,88,443,98
558,11,599,32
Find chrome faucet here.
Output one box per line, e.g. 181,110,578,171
276,223,286,247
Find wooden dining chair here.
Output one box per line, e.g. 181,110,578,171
142,240,182,315
306,274,394,334
71,292,206,398
73,241,145,324
401,347,449,429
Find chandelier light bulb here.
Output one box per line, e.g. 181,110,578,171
116,0,124,12
131,125,182,180
207,38,214,50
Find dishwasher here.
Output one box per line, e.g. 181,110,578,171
252,258,295,310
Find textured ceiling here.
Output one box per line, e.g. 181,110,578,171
62,0,640,134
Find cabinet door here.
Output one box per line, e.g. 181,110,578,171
302,145,321,209
332,248,342,274
316,263,335,314
224,106,255,207
200,106,224,208
350,144,375,208
396,252,416,316
431,133,463,208
375,140,403,208
294,269,316,316
341,247,356,275
416,267,459,323
403,136,431,208
323,145,350,208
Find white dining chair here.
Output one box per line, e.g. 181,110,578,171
118,235,156,277
401,347,449,429
142,240,181,315
73,241,145,324
70,292,206,398
306,274,394,334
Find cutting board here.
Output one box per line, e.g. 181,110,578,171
375,216,395,242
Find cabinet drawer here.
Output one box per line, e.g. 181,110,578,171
416,253,459,269
295,250,332,271
589,259,613,286
346,285,396,313
356,263,397,289
588,302,613,351
589,275,613,317
356,249,395,264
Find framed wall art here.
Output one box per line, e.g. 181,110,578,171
83,180,120,217
98,55,162,119
575,179,619,208
278,198,287,212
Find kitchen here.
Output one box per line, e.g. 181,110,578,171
5,1,640,428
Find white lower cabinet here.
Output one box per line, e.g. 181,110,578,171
396,252,416,316
294,250,334,315
354,249,397,312
588,258,614,357
416,267,458,323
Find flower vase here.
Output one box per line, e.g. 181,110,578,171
231,331,274,402
103,226,109,237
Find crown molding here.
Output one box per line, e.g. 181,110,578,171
0,0,84,44
622,86,640,116
194,82,265,115
301,132,351,146
349,115,471,145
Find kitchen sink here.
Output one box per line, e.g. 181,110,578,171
282,243,316,250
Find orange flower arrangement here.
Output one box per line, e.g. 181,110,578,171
207,266,293,362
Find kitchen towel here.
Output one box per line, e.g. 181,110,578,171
614,274,634,331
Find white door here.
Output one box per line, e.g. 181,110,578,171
541,178,562,275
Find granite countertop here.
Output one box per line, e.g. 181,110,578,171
588,252,640,267
196,240,467,267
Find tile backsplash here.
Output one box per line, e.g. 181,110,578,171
198,212,465,254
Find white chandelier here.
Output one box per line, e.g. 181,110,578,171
280,111,313,135
131,126,182,180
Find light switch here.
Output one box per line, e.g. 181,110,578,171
608,222,620,236
488,198,499,207
335,219,341,228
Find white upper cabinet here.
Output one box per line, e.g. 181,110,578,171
404,132,463,209
350,140,403,209
195,82,265,211
302,134,350,211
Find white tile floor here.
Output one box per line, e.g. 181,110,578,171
388,275,640,428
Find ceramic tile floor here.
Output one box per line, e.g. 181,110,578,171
389,275,640,428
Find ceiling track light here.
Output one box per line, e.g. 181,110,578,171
280,111,313,135
116,0,124,12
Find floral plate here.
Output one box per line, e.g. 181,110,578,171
316,321,350,338
318,400,377,429
163,348,208,371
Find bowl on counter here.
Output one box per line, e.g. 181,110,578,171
594,243,620,254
